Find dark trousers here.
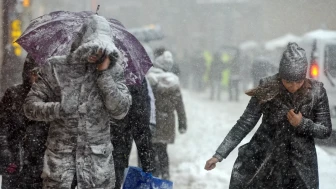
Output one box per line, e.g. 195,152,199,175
111,126,133,189
2,173,42,189
210,79,221,100
229,79,239,101
152,143,169,180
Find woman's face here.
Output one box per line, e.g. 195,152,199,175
281,79,305,93
29,68,40,84
88,49,104,63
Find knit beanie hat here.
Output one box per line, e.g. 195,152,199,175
279,42,308,81
153,51,174,71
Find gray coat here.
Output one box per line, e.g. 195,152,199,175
24,15,131,189
214,74,332,189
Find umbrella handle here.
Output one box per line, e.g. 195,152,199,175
96,5,100,15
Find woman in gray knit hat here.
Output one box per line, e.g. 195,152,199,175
205,42,332,189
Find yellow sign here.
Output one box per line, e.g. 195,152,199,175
23,0,30,7
221,53,232,63
11,20,22,56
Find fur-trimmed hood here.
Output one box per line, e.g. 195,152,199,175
153,51,174,72
245,74,312,105
146,67,180,92
69,15,121,65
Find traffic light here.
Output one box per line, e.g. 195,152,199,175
23,0,30,7
11,20,22,56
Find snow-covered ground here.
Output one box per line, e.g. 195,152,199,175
129,89,336,189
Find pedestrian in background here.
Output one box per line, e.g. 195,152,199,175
209,52,225,101
111,78,155,189
146,48,187,180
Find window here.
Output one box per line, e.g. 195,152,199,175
325,44,336,78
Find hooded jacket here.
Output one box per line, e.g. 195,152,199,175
146,51,187,143
214,74,332,189
0,55,35,170
0,55,49,188
24,15,131,189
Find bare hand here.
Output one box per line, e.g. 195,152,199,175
204,157,219,171
96,56,111,71
287,109,302,127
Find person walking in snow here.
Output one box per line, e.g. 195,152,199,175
0,55,49,189
23,15,131,189
205,43,332,189
209,52,225,101
111,77,155,189
146,48,187,180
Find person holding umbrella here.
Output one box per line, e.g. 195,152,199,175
205,43,332,189
23,14,131,189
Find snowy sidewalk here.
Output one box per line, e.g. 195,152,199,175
129,89,336,189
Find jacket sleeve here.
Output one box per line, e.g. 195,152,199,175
0,89,13,167
295,84,332,139
23,64,61,122
96,63,131,120
174,88,187,132
146,78,156,126
213,97,262,162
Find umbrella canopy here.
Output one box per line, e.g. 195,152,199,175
16,11,152,85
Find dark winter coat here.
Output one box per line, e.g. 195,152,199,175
213,74,332,189
111,78,155,188
0,55,49,188
0,84,31,173
0,55,35,172
23,15,132,189
112,78,154,171
146,67,187,144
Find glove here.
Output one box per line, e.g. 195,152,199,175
6,163,18,174
107,51,119,67
0,148,12,168
179,123,187,134
179,128,186,134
